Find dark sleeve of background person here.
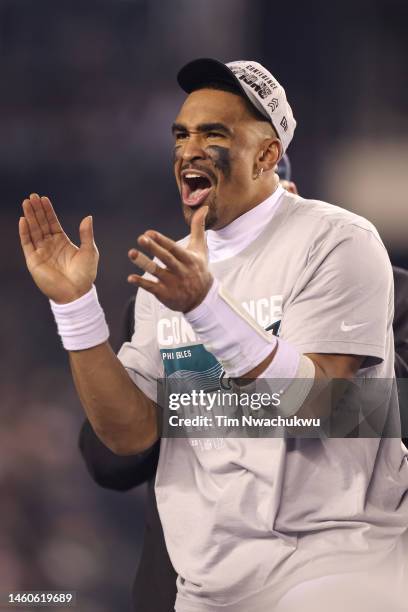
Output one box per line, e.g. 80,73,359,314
78,419,160,490
393,267,408,379
393,267,408,448
131,478,177,612
78,296,160,489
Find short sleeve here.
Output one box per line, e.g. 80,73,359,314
117,287,164,403
280,226,393,366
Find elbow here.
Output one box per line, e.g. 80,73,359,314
92,398,159,456
97,427,159,456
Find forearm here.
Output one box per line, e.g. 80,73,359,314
69,342,158,455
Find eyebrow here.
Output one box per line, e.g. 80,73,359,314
171,122,232,136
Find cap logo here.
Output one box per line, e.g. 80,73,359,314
245,64,278,89
267,98,279,112
230,65,278,101
280,116,288,132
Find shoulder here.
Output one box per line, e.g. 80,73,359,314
276,192,392,271
272,193,393,296
282,192,383,243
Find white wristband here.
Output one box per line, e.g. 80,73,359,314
261,350,315,416
229,346,315,417
184,278,276,378
50,285,109,351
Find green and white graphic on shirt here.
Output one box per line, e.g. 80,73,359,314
160,344,223,391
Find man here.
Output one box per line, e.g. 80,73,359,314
79,154,408,611
79,154,296,612
19,59,408,611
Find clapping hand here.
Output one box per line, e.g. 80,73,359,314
19,194,98,304
127,206,213,313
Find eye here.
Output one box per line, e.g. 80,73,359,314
175,132,188,141
207,132,224,139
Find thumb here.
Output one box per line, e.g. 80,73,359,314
188,206,208,252
79,215,95,250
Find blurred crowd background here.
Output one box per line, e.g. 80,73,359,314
1,1,407,610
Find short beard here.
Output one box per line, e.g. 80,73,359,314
182,205,218,230
203,205,218,229
182,192,218,230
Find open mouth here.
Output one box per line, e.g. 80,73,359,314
181,171,214,207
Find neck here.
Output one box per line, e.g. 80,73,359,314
206,183,284,262
218,175,280,230
246,175,280,212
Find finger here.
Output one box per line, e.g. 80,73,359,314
127,273,160,296
137,235,183,275
188,206,208,250
22,198,44,248
41,196,64,235
143,230,192,264
128,249,162,278
29,193,51,238
79,216,95,250
18,216,35,259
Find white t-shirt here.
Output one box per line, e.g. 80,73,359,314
118,192,408,611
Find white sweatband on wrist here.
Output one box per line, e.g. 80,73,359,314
50,285,109,351
184,278,276,378
229,336,315,417
260,350,316,416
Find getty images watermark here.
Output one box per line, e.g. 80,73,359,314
158,378,405,439
163,388,321,435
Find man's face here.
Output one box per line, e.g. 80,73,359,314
172,88,271,230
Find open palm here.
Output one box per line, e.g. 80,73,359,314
19,194,99,304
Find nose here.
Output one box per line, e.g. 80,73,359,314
180,134,208,163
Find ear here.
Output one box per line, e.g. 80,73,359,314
257,138,282,172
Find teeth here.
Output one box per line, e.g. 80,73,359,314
185,173,202,178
